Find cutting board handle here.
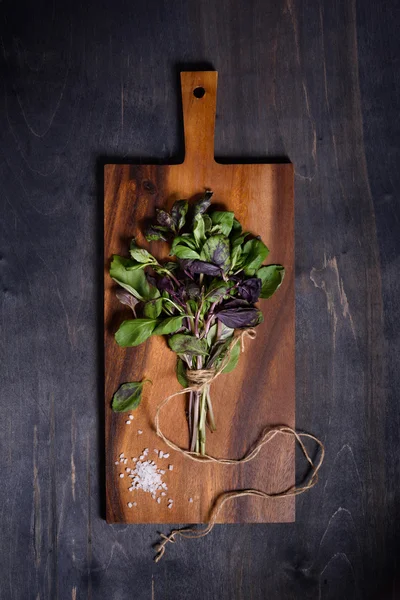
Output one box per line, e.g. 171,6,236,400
180,71,218,165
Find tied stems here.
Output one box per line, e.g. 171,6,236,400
188,353,215,455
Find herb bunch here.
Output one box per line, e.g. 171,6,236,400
110,191,285,455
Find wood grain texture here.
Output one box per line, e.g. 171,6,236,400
1,0,399,598
104,72,294,524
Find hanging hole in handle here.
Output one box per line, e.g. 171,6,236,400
193,87,206,99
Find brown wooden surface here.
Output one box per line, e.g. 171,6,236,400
104,72,294,524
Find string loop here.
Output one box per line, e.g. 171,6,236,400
153,329,325,562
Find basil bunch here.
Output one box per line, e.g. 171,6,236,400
110,191,285,454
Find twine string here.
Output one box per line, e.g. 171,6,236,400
153,329,325,562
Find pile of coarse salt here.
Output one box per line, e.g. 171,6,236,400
117,448,170,505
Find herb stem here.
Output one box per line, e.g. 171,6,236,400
206,386,216,432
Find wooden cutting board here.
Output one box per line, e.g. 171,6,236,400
104,71,294,524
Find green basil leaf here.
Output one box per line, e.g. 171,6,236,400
203,214,212,232
211,211,235,236
153,316,184,336
144,226,169,242
176,358,188,387
168,334,209,356
115,318,158,347
143,297,163,319
219,323,235,341
231,217,242,235
170,235,197,255
242,239,269,275
206,324,218,347
222,341,241,373
193,214,206,246
230,243,242,270
200,235,231,272
171,246,201,260
205,279,230,302
110,255,152,301
257,265,285,299
206,337,232,368
125,261,148,271
112,380,150,412
171,200,188,231
129,239,157,264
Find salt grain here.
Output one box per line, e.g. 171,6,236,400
157,498,161,504
159,450,164,458
189,497,193,503
168,465,173,471
138,430,143,435
125,420,131,425
114,461,119,465
163,453,170,459
119,474,124,478
119,453,124,459
133,502,137,507
124,458,128,464
128,502,133,508
129,415,134,420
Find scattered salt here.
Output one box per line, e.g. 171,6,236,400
163,453,170,459
189,497,193,503
168,465,173,471
119,453,124,459
138,430,143,435
125,420,131,425
157,497,161,504
119,474,124,478
159,450,164,458
128,502,133,508
129,415,134,420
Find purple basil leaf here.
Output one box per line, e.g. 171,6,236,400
146,274,157,287
220,298,251,309
238,278,262,303
193,190,213,216
156,209,175,230
156,276,175,294
171,199,188,230
115,290,139,314
185,260,222,277
216,306,263,329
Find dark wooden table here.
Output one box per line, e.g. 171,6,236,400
1,1,399,598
